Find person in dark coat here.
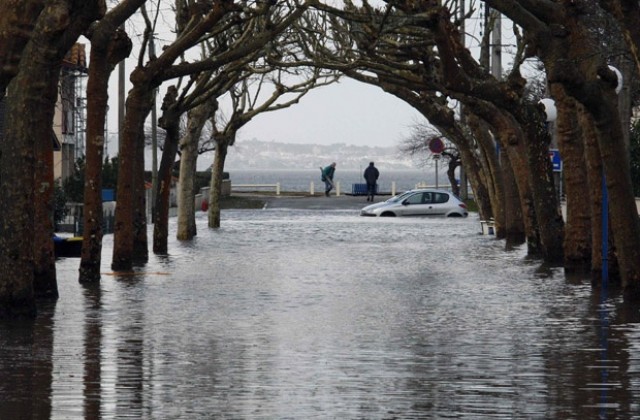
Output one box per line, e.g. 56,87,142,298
363,162,379,202
321,162,337,196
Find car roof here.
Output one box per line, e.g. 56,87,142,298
407,188,452,193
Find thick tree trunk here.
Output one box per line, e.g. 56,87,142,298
500,151,526,247
154,102,180,255
0,1,103,317
208,141,229,229
580,108,620,282
0,82,39,318
133,128,148,262
551,85,592,274
177,101,216,240
112,85,153,271
33,113,57,299
176,143,198,241
486,0,640,297
522,115,565,264
80,28,131,282
468,115,507,237
176,148,198,240
588,94,640,295
0,1,44,94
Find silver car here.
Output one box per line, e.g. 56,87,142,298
360,188,468,217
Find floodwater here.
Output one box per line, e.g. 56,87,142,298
2,207,640,419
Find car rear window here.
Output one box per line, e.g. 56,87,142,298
433,193,450,204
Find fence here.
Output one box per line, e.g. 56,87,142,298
58,202,115,236
231,182,281,195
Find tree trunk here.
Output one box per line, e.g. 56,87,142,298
154,97,181,254
500,151,526,247
468,114,507,236
33,109,57,299
0,1,103,317
551,85,592,275
133,128,149,262
0,81,39,318
208,140,230,229
112,84,153,271
0,1,44,94
80,27,132,283
177,101,216,240
579,107,619,283
521,112,565,264
486,0,640,298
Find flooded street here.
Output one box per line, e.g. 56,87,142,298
2,206,640,419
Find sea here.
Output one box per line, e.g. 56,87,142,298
225,168,447,194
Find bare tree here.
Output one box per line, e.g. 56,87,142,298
483,0,640,298
0,2,105,318
79,0,146,283
208,66,338,228
111,0,313,270
398,124,462,195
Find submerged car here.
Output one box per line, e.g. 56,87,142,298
360,188,468,217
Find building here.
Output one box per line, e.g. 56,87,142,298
54,43,88,181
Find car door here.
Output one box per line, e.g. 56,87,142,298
428,192,450,215
400,192,430,216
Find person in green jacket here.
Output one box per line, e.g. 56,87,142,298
321,162,336,197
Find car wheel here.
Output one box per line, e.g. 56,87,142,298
447,213,462,217
380,212,396,217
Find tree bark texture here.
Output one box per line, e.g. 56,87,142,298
551,85,592,274
177,100,216,240
0,0,44,94
133,127,149,262
33,106,57,299
579,108,620,283
154,88,181,255
486,0,640,298
208,140,229,229
467,114,508,238
0,0,104,317
112,85,153,271
80,26,132,282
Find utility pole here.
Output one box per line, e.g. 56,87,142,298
149,34,158,223
458,0,468,199
118,25,125,152
490,9,502,81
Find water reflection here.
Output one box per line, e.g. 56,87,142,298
1,210,640,418
82,283,101,419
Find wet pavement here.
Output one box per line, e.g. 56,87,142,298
1,202,640,419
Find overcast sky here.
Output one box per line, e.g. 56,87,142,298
234,78,424,148
106,73,424,151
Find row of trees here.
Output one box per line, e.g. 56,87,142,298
1,0,640,319
294,0,640,293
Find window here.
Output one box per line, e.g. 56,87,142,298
405,193,423,205
433,193,450,204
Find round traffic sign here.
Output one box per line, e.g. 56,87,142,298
428,137,445,154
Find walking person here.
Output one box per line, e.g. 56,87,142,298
321,162,336,197
363,161,379,202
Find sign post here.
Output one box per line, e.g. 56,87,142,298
428,138,445,189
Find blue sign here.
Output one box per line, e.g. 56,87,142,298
549,149,562,172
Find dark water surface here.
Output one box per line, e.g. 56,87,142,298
2,208,640,419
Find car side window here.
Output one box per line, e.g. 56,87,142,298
433,193,449,204
422,193,432,204
405,193,423,205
